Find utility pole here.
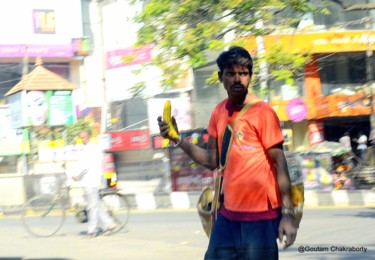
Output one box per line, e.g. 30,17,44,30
96,0,108,134
255,18,269,103
365,3,375,134
22,46,30,175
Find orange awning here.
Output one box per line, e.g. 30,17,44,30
271,93,373,121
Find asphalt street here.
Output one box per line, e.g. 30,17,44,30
0,207,374,260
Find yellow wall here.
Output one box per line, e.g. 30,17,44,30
291,121,309,152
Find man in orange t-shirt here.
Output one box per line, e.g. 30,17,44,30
158,46,297,259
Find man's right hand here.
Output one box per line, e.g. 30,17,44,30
157,116,180,142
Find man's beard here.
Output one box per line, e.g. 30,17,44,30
229,85,248,105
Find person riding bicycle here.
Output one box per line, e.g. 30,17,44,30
73,129,117,238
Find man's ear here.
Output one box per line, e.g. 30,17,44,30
218,71,223,82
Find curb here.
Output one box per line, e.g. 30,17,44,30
1,190,374,215
123,189,375,210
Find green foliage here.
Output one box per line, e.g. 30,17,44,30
265,44,312,82
34,119,93,145
65,119,93,144
129,81,147,97
133,0,330,93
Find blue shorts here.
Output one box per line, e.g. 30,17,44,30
204,214,280,260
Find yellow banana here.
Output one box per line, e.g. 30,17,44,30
163,100,180,140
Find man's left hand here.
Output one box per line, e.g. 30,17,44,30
278,213,298,249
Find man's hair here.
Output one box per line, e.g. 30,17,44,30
216,46,253,74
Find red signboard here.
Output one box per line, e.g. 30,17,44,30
308,120,325,146
107,130,150,151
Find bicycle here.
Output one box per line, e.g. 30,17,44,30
21,173,131,237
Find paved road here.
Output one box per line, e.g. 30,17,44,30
0,207,374,260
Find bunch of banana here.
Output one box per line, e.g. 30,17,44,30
163,100,180,140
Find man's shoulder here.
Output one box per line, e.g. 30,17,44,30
249,99,273,113
212,99,228,114
216,99,228,108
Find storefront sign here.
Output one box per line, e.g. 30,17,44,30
106,45,152,69
309,94,372,119
272,93,374,122
246,30,375,54
0,44,73,58
286,98,308,122
108,130,150,151
72,37,90,56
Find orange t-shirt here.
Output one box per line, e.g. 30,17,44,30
207,97,284,212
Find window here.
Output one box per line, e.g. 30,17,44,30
316,52,372,95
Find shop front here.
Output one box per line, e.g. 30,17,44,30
106,129,172,194
286,141,357,192
151,128,214,192
245,30,375,152
272,93,373,152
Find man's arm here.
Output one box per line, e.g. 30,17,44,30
157,116,219,170
178,135,219,170
268,143,297,249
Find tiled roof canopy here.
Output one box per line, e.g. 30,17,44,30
5,57,77,96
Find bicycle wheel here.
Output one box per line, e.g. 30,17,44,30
21,194,66,237
100,192,130,233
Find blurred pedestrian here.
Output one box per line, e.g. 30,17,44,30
339,132,352,151
158,46,296,259
73,129,116,238
352,132,368,163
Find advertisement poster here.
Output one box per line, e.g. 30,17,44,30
47,90,75,126
33,9,56,34
26,90,48,126
7,91,27,129
308,120,325,146
0,106,29,155
8,90,76,128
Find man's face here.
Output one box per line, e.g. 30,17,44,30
79,131,90,145
27,90,47,126
219,65,252,105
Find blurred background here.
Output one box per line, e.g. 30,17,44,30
0,0,374,210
